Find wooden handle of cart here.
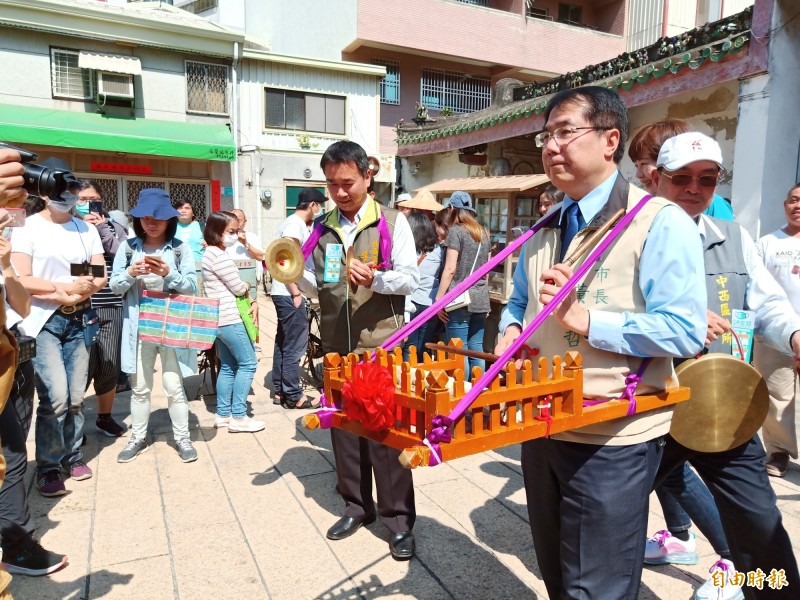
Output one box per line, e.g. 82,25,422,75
425,343,500,363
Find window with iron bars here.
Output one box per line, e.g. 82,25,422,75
455,0,490,6
186,61,229,116
372,59,400,105
420,68,491,114
51,48,93,100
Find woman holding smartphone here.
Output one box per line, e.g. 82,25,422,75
110,189,198,464
201,211,262,433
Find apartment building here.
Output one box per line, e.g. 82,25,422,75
0,0,242,219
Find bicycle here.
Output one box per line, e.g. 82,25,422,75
304,300,324,387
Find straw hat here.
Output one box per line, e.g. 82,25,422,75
397,190,444,212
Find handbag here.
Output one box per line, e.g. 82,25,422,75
445,240,481,312
138,290,220,350
236,295,258,342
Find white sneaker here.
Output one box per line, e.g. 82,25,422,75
214,416,230,428
644,530,698,565
695,559,745,600
228,417,265,433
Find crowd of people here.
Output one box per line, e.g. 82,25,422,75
0,166,267,581
0,82,798,599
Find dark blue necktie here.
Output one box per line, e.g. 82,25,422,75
559,202,585,262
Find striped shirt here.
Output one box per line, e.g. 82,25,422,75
201,246,249,326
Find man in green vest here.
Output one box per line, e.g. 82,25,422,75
297,140,420,560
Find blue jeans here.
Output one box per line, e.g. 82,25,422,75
655,462,730,556
444,308,486,375
403,301,438,361
215,322,258,419
32,311,90,474
271,295,308,402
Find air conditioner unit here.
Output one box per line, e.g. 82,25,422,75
97,72,134,101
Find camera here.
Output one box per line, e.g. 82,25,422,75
0,142,80,201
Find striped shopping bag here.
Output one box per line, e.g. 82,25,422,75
138,291,220,350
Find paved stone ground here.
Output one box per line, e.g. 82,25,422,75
7,296,800,599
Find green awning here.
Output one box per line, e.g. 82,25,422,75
0,104,235,161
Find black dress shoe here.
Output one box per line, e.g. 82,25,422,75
326,514,376,540
389,531,415,561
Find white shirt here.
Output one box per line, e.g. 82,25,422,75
699,215,800,353
271,213,310,297
9,214,104,337
298,199,419,298
757,228,800,311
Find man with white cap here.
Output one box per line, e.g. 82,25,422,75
651,132,800,598
394,192,412,216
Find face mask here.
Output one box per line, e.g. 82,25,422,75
223,233,239,247
75,202,90,217
312,205,323,218
48,195,79,213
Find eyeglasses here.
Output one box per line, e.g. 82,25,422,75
660,171,720,188
534,126,611,148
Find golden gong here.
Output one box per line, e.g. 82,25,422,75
671,354,769,453
264,239,304,285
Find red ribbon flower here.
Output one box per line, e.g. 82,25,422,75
342,361,396,431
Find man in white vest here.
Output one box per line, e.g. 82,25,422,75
496,87,707,599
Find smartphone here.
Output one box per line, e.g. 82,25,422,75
1,208,25,227
144,255,164,266
70,263,105,277
89,201,104,214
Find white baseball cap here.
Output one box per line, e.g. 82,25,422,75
657,132,723,171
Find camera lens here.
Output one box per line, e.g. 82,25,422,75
22,164,79,200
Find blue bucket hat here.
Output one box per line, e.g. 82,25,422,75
130,189,180,220
443,190,475,213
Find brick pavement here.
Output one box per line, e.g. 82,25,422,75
7,295,800,599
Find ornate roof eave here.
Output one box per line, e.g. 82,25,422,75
396,3,772,158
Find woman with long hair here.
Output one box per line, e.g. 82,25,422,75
535,185,563,220
434,192,490,375
201,211,263,433
75,179,128,438
110,189,198,464
403,212,443,360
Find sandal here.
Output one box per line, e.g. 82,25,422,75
273,393,282,406
294,398,321,410
280,397,297,410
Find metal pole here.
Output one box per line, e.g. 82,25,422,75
231,41,240,209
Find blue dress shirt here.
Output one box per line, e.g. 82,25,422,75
499,171,707,358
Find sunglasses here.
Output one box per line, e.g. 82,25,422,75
660,171,719,188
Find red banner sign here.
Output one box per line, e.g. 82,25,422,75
90,162,153,175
